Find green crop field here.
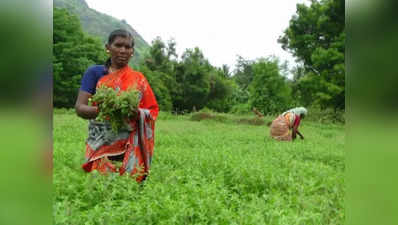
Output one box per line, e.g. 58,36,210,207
54,110,345,225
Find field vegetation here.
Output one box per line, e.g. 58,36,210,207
54,110,344,225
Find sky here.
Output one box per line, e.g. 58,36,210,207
85,0,309,72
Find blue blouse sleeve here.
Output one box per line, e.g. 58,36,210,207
80,66,104,94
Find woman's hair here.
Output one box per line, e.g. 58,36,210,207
104,29,135,68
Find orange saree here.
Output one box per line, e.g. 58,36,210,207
270,112,295,141
81,66,159,182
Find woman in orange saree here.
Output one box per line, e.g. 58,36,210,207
75,29,158,182
270,107,307,141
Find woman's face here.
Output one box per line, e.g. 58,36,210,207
106,36,134,67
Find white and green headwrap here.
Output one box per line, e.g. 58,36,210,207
286,107,307,116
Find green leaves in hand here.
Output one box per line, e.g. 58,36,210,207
91,85,140,132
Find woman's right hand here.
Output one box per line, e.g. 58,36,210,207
75,90,99,119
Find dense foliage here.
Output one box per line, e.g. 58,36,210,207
138,38,235,113
279,0,345,111
248,57,292,115
89,85,140,132
54,111,345,224
53,0,150,66
53,0,345,119
53,8,107,107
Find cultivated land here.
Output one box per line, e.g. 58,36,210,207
54,110,345,225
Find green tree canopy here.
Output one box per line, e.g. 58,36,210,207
233,56,254,91
53,8,107,107
174,48,212,111
248,57,292,114
139,37,179,111
279,0,345,110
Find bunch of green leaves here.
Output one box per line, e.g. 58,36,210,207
89,85,140,132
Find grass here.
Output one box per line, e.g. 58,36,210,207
54,111,345,225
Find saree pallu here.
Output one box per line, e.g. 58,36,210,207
270,112,295,141
82,66,158,182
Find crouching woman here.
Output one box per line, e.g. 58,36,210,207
269,107,307,141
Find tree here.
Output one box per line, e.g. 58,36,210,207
221,64,231,78
141,37,234,113
139,66,173,111
233,56,254,91
53,8,107,107
248,57,292,115
139,37,178,111
289,65,312,106
174,47,211,112
205,68,234,112
278,0,345,110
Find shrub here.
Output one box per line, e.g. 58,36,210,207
230,103,251,114
305,106,345,124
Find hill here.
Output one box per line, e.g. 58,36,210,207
54,0,150,65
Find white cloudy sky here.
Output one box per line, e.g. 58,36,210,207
85,0,309,72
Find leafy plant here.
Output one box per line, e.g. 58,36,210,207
54,111,345,224
89,85,140,132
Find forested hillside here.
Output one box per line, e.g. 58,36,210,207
54,0,149,64
53,0,345,123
